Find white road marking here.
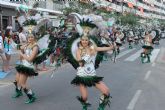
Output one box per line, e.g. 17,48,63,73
0,84,11,88
150,49,160,63
144,70,151,80
125,49,143,61
0,82,12,88
127,90,142,110
116,48,136,59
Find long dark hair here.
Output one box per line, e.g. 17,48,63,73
5,29,11,38
19,27,23,33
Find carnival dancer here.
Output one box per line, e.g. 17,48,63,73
128,30,134,49
69,26,114,110
141,31,153,63
115,30,123,54
12,33,39,104
99,30,110,61
134,32,139,45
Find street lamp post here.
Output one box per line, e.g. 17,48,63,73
0,14,1,31
122,0,124,14
135,0,137,15
0,6,2,31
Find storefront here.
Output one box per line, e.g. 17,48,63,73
0,0,63,32
0,6,17,31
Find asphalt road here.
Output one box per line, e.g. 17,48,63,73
0,40,165,110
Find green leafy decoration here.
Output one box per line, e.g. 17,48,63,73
23,19,37,26
64,33,104,70
33,48,50,65
79,18,97,29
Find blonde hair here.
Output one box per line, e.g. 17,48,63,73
27,33,37,43
28,33,35,38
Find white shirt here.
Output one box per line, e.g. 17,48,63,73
0,36,3,49
19,32,27,44
0,36,4,53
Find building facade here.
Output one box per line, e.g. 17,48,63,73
0,0,165,31
0,0,62,31
0,1,16,31
98,0,165,19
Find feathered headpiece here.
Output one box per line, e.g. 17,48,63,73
16,1,51,65
79,18,97,31
16,1,50,37
77,18,98,38
64,17,104,70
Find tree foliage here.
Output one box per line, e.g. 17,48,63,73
119,13,139,26
62,1,95,15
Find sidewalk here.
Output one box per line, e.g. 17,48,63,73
0,52,70,81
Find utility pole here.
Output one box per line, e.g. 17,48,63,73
135,0,137,15
0,6,2,31
122,0,124,14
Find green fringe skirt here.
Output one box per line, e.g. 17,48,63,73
15,65,38,76
142,45,153,50
71,76,103,87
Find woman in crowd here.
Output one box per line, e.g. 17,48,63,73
4,29,13,71
0,31,7,72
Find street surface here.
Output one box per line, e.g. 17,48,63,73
0,40,165,110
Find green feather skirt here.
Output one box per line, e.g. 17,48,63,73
142,45,153,50
71,76,103,87
15,65,38,76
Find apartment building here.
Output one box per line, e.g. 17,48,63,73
0,0,62,31
1,0,165,30
100,0,165,19
52,0,165,20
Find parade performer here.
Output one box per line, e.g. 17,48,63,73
128,30,134,49
65,19,113,110
141,31,153,63
12,32,39,104
115,30,123,54
12,1,52,104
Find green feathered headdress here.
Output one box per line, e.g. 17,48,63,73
79,18,97,30
64,19,103,70
23,19,37,26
